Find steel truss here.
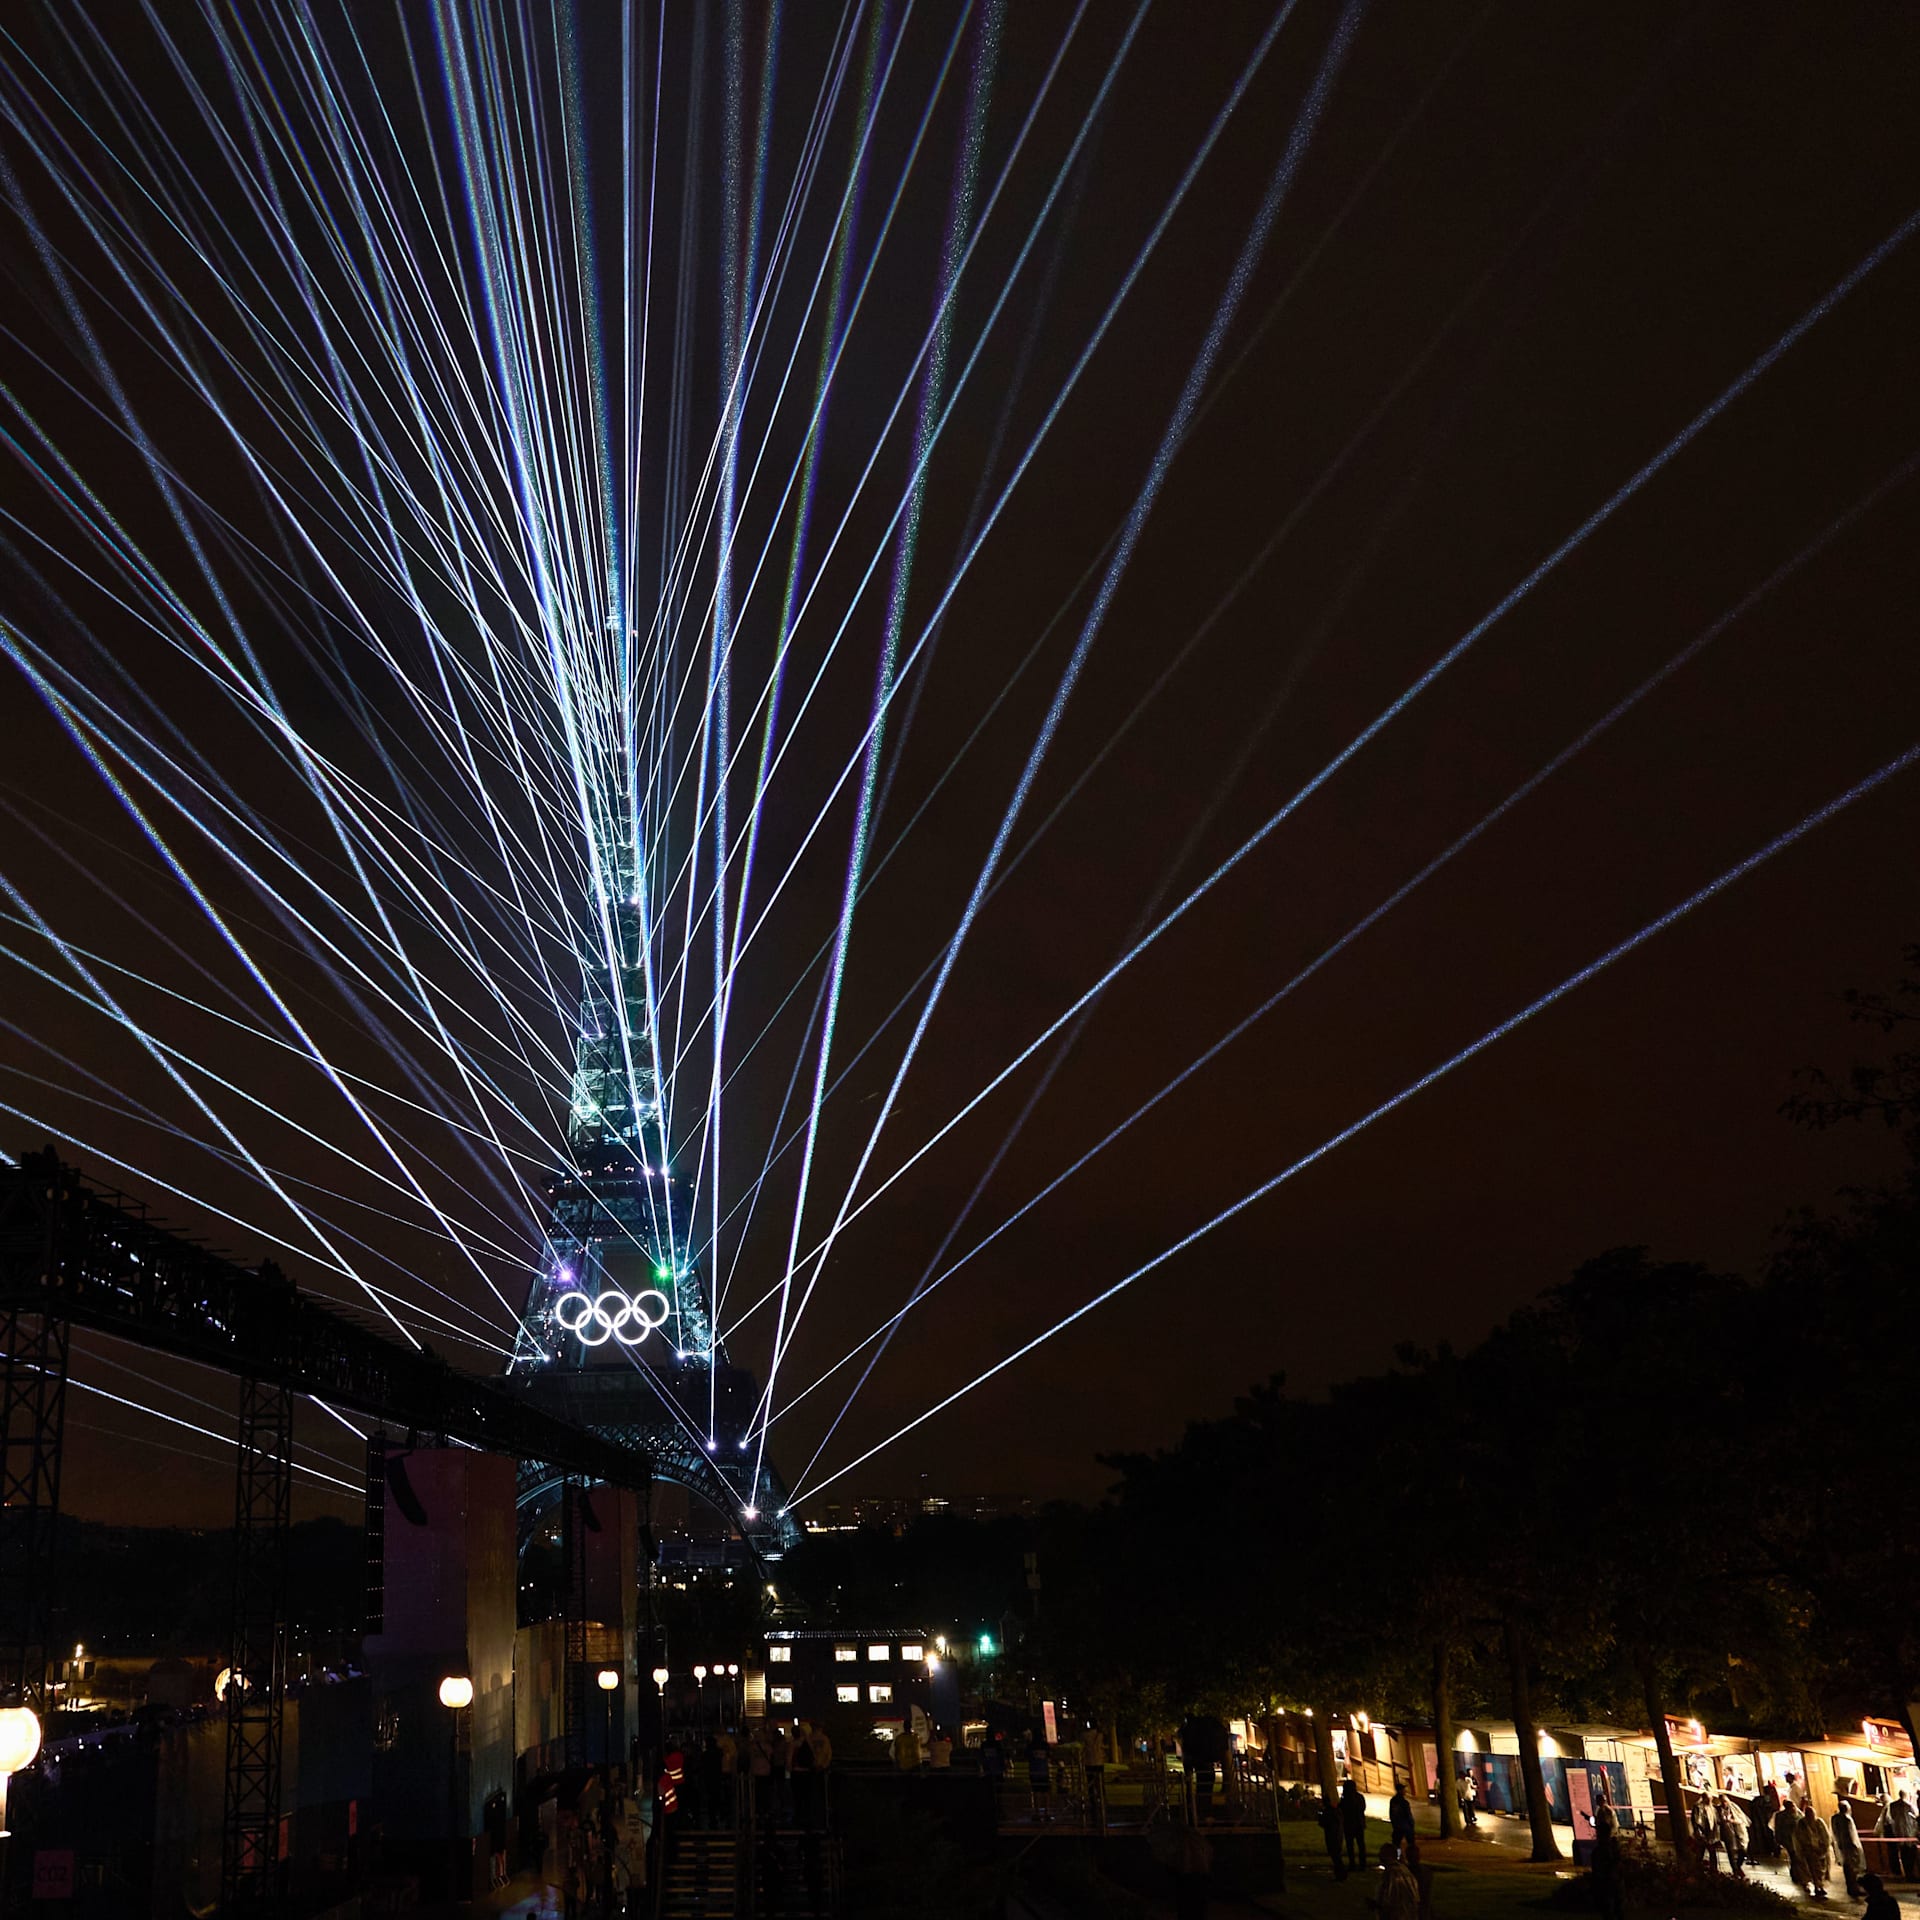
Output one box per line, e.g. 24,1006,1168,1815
222,1376,293,1912
0,1295,67,1715
0,1150,651,1489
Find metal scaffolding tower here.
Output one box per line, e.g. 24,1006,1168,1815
221,1375,293,1911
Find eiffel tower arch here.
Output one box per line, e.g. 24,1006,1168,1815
504,866,798,1567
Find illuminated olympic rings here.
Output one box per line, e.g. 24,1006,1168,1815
554,1287,671,1347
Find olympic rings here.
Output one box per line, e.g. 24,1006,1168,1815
554,1287,671,1347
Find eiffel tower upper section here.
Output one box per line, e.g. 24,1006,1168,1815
512,846,714,1376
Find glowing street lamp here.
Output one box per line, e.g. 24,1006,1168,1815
597,1668,620,1765
0,1706,43,1838
438,1676,472,1894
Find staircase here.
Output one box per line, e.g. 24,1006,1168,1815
747,1828,840,1917
660,1828,741,1917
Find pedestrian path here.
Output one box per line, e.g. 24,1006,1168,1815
1362,1787,1920,1912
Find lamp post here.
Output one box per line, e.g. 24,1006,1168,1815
438,1676,473,1900
692,1665,707,1733
651,1667,669,1774
597,1668,620,1768
726,1664,739,1725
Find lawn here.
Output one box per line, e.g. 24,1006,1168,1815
1244,1819,1567,1920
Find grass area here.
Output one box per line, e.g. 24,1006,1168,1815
1247,1820,1565,1920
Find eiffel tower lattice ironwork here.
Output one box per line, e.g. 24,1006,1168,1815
506,850,797,1561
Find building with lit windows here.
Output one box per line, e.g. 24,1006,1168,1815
754,1628,952,1737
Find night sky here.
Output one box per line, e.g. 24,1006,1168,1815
2,3,1916,1528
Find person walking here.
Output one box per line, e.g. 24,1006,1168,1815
1791,1805,1834,1901
1715,1793,1749,1879
1774,1791,1800,1875
1389,1781,1418,1870
1832,1800,1865,1899
1340,1777,1368,1871
1697,1789,1728,1866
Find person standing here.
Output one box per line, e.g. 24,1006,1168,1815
1590,1830,1626,1920
1861,1870,1900,1919
1832,1800,1865,1899
1179,1715,1217,1823
1746,1784,1776,1861
1373,1841,1419,1920
1026,1732,1051,1819
699,1735,726,1830
982,1729,1007,1812
1319,1792,1349,1881
790,1722,819,1830
1340,1777,1368,1871
483,1788,510,1889
1171,1820,1214,1920
748,1722,773,1826
1082,1724,1106,1830
930,1727,954,1769
1887,1789,1918,1879
1458,1769,1479,1829
770,1723,794,1825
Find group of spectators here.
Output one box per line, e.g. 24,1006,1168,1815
664,1718,837,1831
558,1766,645,1919
1716,1776,1919,1909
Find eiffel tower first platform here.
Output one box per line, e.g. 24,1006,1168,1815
504,866,798,1567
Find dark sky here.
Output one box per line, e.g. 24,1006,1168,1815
1,2,1916,1528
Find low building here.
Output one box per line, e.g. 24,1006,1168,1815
754,1628,943,1741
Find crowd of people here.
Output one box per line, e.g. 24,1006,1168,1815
1677,1776,1919,1907
556,1766,645,1920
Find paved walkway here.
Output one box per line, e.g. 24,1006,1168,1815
1362,1786,1920,1912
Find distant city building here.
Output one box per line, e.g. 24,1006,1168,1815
806,1492,1035,1533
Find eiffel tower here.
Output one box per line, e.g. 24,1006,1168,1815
506,845,797,1564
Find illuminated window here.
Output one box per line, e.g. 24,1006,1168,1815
834,1647,857,1663
770,1686,793,1705
767,1646,791,1663
867,1644,890,1663
900,1644,923,1662
837,1685,859,1704
869,1684,893,1704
